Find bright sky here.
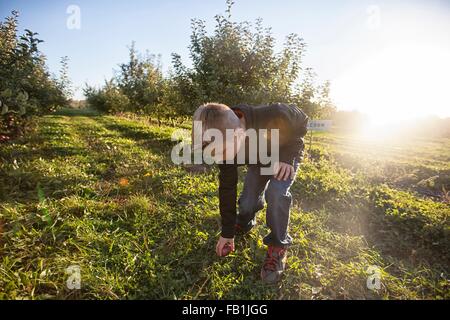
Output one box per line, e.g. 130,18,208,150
1,0,450,124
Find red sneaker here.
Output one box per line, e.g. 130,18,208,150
261,246,287,284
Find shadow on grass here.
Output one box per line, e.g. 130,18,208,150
95,118,176,155
53,107,102,117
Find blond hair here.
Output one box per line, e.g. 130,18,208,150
192,103,240,150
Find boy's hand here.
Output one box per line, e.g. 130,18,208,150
216,236,235,257
274,162,295,181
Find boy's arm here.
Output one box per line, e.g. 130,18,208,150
278,136,306,165
218,163,238,238
278,123,308,165
274,104,309,166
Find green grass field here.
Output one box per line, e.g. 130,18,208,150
0,109,449,299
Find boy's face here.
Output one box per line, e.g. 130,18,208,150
192,104,245,163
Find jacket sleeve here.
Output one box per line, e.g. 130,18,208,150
218,163,238,238
278,111,308,165
278,137,305,165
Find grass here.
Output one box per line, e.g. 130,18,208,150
0,108,448,299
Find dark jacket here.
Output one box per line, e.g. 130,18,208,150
218,103,308,238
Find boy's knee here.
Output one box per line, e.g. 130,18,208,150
238,197,264,216
265,181,291,202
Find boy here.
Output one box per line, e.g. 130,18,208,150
192,102,308,283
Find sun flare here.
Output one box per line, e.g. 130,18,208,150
331,43,450,126
330,3,450,127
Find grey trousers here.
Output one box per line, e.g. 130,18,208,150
236,160,300,248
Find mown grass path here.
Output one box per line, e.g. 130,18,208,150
0,110,448,299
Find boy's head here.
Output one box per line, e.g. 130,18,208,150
193,103,240,132
192,103,244,161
